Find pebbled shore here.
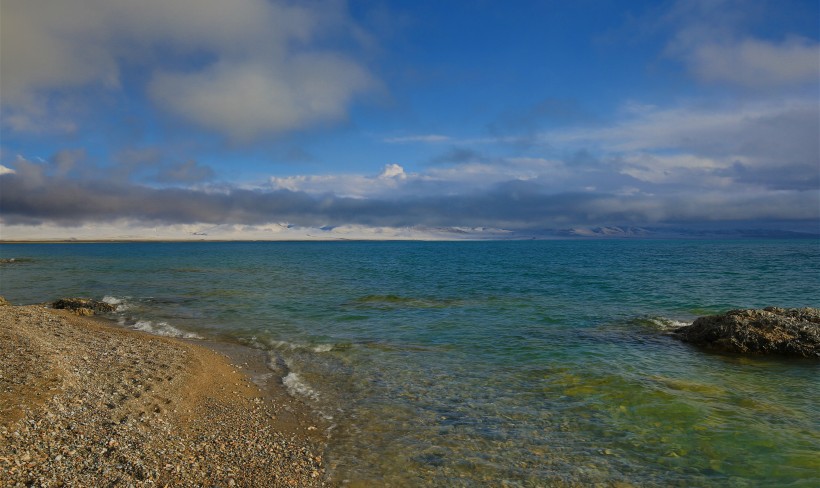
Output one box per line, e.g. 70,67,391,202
0,301,327,487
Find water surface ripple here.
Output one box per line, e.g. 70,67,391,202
1,240,818,486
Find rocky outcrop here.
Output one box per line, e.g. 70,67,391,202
52,298,117,316
0,297,9,307
674,307,820,358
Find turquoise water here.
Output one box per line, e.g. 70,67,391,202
1,240,818,486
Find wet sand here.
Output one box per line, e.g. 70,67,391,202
0,301,327,486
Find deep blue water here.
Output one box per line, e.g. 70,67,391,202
1,240,818,486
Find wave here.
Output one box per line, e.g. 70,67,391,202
633,316,692,331
122,318,204,339
102,295,129,311
251,337,340,354
282,372,320,401
105,295,204,339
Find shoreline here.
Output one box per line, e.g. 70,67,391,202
0,301,328,486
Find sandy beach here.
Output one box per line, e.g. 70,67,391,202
0,300,327,487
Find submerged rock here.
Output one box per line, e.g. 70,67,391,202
674,307,820,358
52,298,117,316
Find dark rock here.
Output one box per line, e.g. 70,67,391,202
52,298,117,316
674,307,820,358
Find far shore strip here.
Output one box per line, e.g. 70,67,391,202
0,301,328,486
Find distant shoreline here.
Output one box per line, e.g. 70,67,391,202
1,233,819,244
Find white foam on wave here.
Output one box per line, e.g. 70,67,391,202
263,338,335,354
648,317,691,330
269,339,299,350
274,356,335,421
132,320,203,340
282,372,320,401
102,295,129,311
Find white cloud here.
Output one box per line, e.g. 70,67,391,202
270,173,372,198
551,100,811,151
378,163,407,179
268,157,575,199
0,165,16,175
689,37,820,88
0,0,375,140
150,57,373,141
660,0,820,89
422,158,567,187
618,153,737,186
546,98,818,189
269,164,414,198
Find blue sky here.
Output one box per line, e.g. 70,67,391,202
1,0,818,239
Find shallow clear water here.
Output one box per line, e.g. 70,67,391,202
2,240,818,486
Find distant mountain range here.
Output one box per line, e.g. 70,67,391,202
548,226,820,239
428,225,820,240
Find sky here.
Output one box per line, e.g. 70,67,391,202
1,0,818,240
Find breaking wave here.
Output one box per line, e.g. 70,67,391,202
124,319,204,339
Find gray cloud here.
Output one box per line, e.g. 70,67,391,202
19,146,218,188
689,37,819,88
661,0,820,90
716,161,820,191
546,99,819,191
2,164,816,232
0,0,376,140
149,56,374,142
662,103,818,167
2,0,816,236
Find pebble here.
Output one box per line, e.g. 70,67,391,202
0,303,327,487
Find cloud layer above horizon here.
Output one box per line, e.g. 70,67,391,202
1,0,818,239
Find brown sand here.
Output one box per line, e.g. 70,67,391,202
0,301,328,486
